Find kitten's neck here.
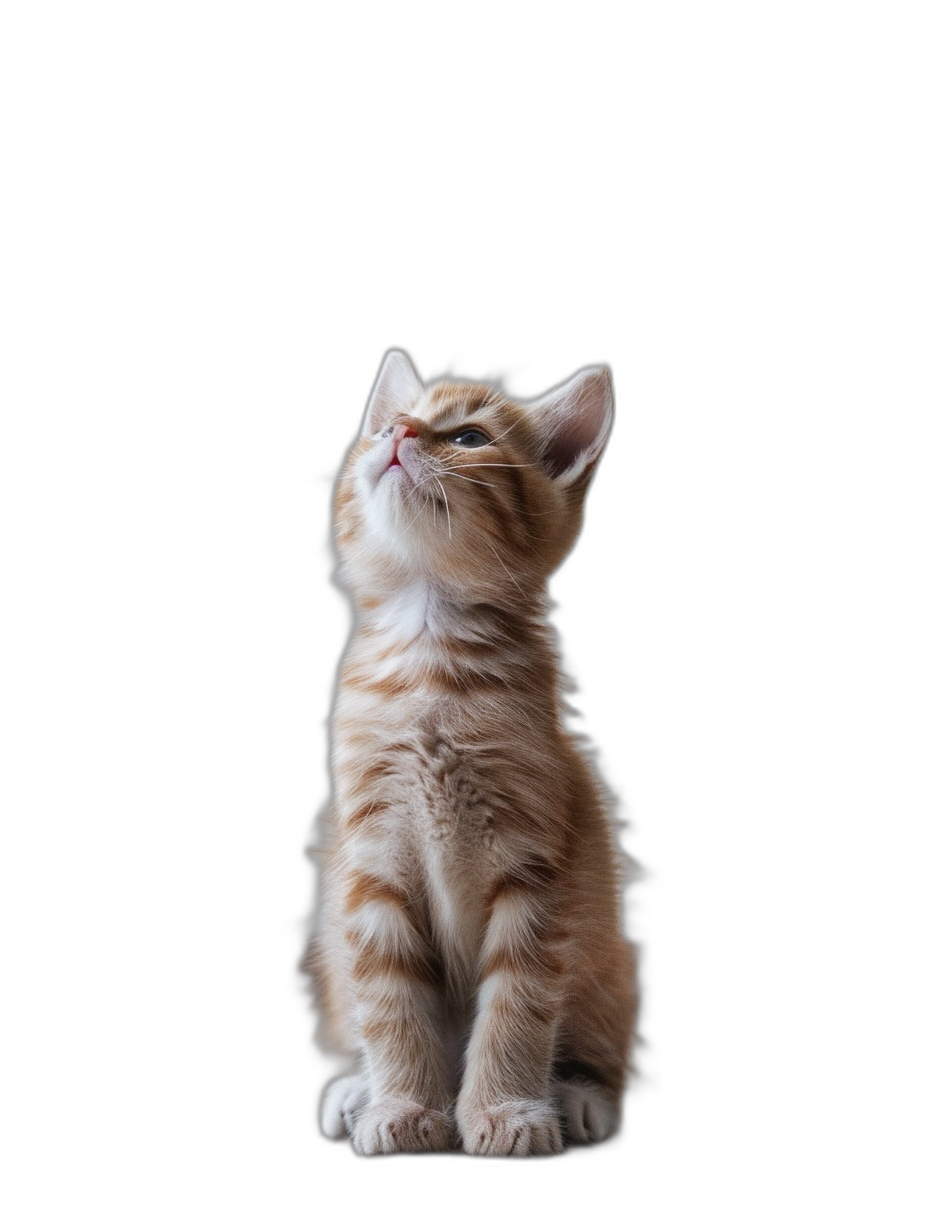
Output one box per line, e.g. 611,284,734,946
349,579,556,695
358,580,545,644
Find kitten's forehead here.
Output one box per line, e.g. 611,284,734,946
418,380,512,431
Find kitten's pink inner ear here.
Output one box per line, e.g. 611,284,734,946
531,367,614,481
363,350,423,436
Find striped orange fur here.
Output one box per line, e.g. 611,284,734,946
306,350,638,1155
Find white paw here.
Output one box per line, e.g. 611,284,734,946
351,1098,455,1155
320,1074,369,1139
459,1100,564,1156
556,1080,618,1144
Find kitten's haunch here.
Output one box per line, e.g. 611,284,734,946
305,350,638,1155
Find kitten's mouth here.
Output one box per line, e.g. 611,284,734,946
382,438,413,477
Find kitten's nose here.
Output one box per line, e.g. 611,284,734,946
394,423,418,439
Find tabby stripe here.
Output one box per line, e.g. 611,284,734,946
350,940,441,986
342,800,389,831
344,871,406,914
479,944,564,983
347,759,396,798
344,873,440,988
490,859,560,896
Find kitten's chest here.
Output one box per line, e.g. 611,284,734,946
389,729,500,971
337,680,563,986
402,732,492,840
335,619,560,959
333,701,508,983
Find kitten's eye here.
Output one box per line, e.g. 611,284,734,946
451,429,491,448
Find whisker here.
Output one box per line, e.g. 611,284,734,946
404,480,442,530
436,470,496,488
487,541,529,600
443,462,538,470
403,500,432,530
435,478,453,540
407,471,441,495
446,420,520,452
488,421,519,445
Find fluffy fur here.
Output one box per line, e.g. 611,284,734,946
305,350,638,1155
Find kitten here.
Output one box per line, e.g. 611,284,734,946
305,350,638,1155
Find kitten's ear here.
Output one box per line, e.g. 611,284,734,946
528,366,614,484
362,349,423,436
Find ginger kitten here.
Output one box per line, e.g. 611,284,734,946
306,350,638,1155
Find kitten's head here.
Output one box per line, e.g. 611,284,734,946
334,350,613,605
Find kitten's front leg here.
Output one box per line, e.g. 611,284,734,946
457,869,565,1156
342,869,454,1154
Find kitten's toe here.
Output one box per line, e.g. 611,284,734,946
350,1099,455,1155
556,1080,618,1144
320,1074,369,1139
459,1100,563,1157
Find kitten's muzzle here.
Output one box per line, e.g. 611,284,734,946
388,423,419,471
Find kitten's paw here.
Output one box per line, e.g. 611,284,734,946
320,1074,369,1139
459,1100,564,1156
351,1099,455,1155
556,1080,619,1145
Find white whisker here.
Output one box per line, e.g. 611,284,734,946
437,470,496,488
403,479,441,530
435,478,452,540
489,421,519,445
444,462,537,470
407,471,440,495
453,420,519,451
403,501,431,531
487,541,529,600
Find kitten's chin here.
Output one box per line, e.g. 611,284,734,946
373,469,419,521
360,436,423,489
358,475,422,563
379,462,411,486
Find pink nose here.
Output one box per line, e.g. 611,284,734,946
395,424,418,439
